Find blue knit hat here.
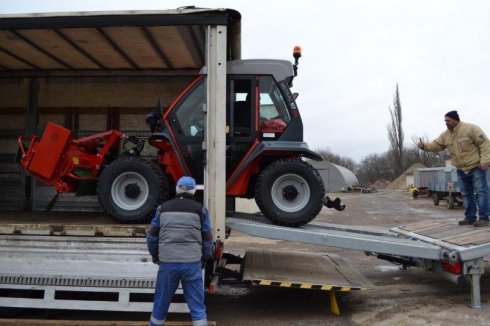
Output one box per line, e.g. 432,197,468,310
445,110,460,121
176,176,196,194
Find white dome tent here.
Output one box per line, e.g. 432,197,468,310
308,160,358,193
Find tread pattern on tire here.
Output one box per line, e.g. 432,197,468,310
255,158,325,227
446,194,455,209
432,193,440,206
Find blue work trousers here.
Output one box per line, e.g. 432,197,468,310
457,167,489,221
149,261,207,326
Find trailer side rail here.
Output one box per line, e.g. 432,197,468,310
0,235,188,313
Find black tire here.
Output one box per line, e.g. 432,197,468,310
97,156,169,223
446,194,455,209
255,158,325,227
432,193,440,206
457,198,464,206
412,190,419,199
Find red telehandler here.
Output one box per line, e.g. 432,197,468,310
18,49,344,226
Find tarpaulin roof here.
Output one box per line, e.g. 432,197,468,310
0,7,241,77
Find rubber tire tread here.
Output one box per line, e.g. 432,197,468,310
432,193,440,206
446,194,455,209
255,158,325,227
97,156,169,223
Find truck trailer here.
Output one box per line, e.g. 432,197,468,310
1,8,489,321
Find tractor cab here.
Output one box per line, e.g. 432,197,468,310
147,52,326,226
151,59,307,185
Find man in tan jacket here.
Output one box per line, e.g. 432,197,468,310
418,110,490,227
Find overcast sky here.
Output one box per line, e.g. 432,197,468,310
2,0,489,162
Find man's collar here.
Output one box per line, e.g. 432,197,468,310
176,192,195,199
453,121,461,131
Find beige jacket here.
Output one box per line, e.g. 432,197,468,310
423,121,490,173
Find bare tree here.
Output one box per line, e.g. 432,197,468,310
316,147,357,171
409,135,446,167
387,84,404,177
356,152,393,184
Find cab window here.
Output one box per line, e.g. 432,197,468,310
231,79,253,136
175,80,206,137
259,76,291,124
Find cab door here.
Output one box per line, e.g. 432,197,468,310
166,75,257,184
166,77,206,183
226,77,257,179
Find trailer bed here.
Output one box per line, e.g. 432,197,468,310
2,213,490,310
392,218,490,261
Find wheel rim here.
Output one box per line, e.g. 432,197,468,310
111,172,149,210
271,173,310,212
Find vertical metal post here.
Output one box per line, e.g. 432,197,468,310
204,25,227,242
25,78,39,210
26,78,39,135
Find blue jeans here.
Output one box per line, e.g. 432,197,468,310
457,167,489,221
150,261,207,326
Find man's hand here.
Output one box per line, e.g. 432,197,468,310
201,255,213,268
152,255,160,265
481,163,489,171
417,138,424,150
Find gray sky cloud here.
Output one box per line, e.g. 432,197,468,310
2,0,489,161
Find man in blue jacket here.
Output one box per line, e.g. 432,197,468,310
147,176,213,326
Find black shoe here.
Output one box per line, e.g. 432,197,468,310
458,219,476,225
474,220,489,227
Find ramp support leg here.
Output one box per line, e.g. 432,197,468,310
470,273,482,309
329,291,340,315
465,258,484,309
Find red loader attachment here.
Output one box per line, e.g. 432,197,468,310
18,122,123,194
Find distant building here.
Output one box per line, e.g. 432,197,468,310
308,161,358,193
405,172,414,188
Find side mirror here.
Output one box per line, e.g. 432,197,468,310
157,96,167,116
146,96,167,133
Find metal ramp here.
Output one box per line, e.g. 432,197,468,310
227,214,490,308
242,248,374,315
0,235,188,313
227,214,443,260
243,249,373,291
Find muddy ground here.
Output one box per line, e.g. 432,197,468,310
3,190,490,325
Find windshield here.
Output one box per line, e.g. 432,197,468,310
174,80,206,137
259,76,291,124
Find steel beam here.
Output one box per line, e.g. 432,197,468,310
226,216,442,260
204,25,227,242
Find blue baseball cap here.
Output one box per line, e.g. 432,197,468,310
176,176,196,192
